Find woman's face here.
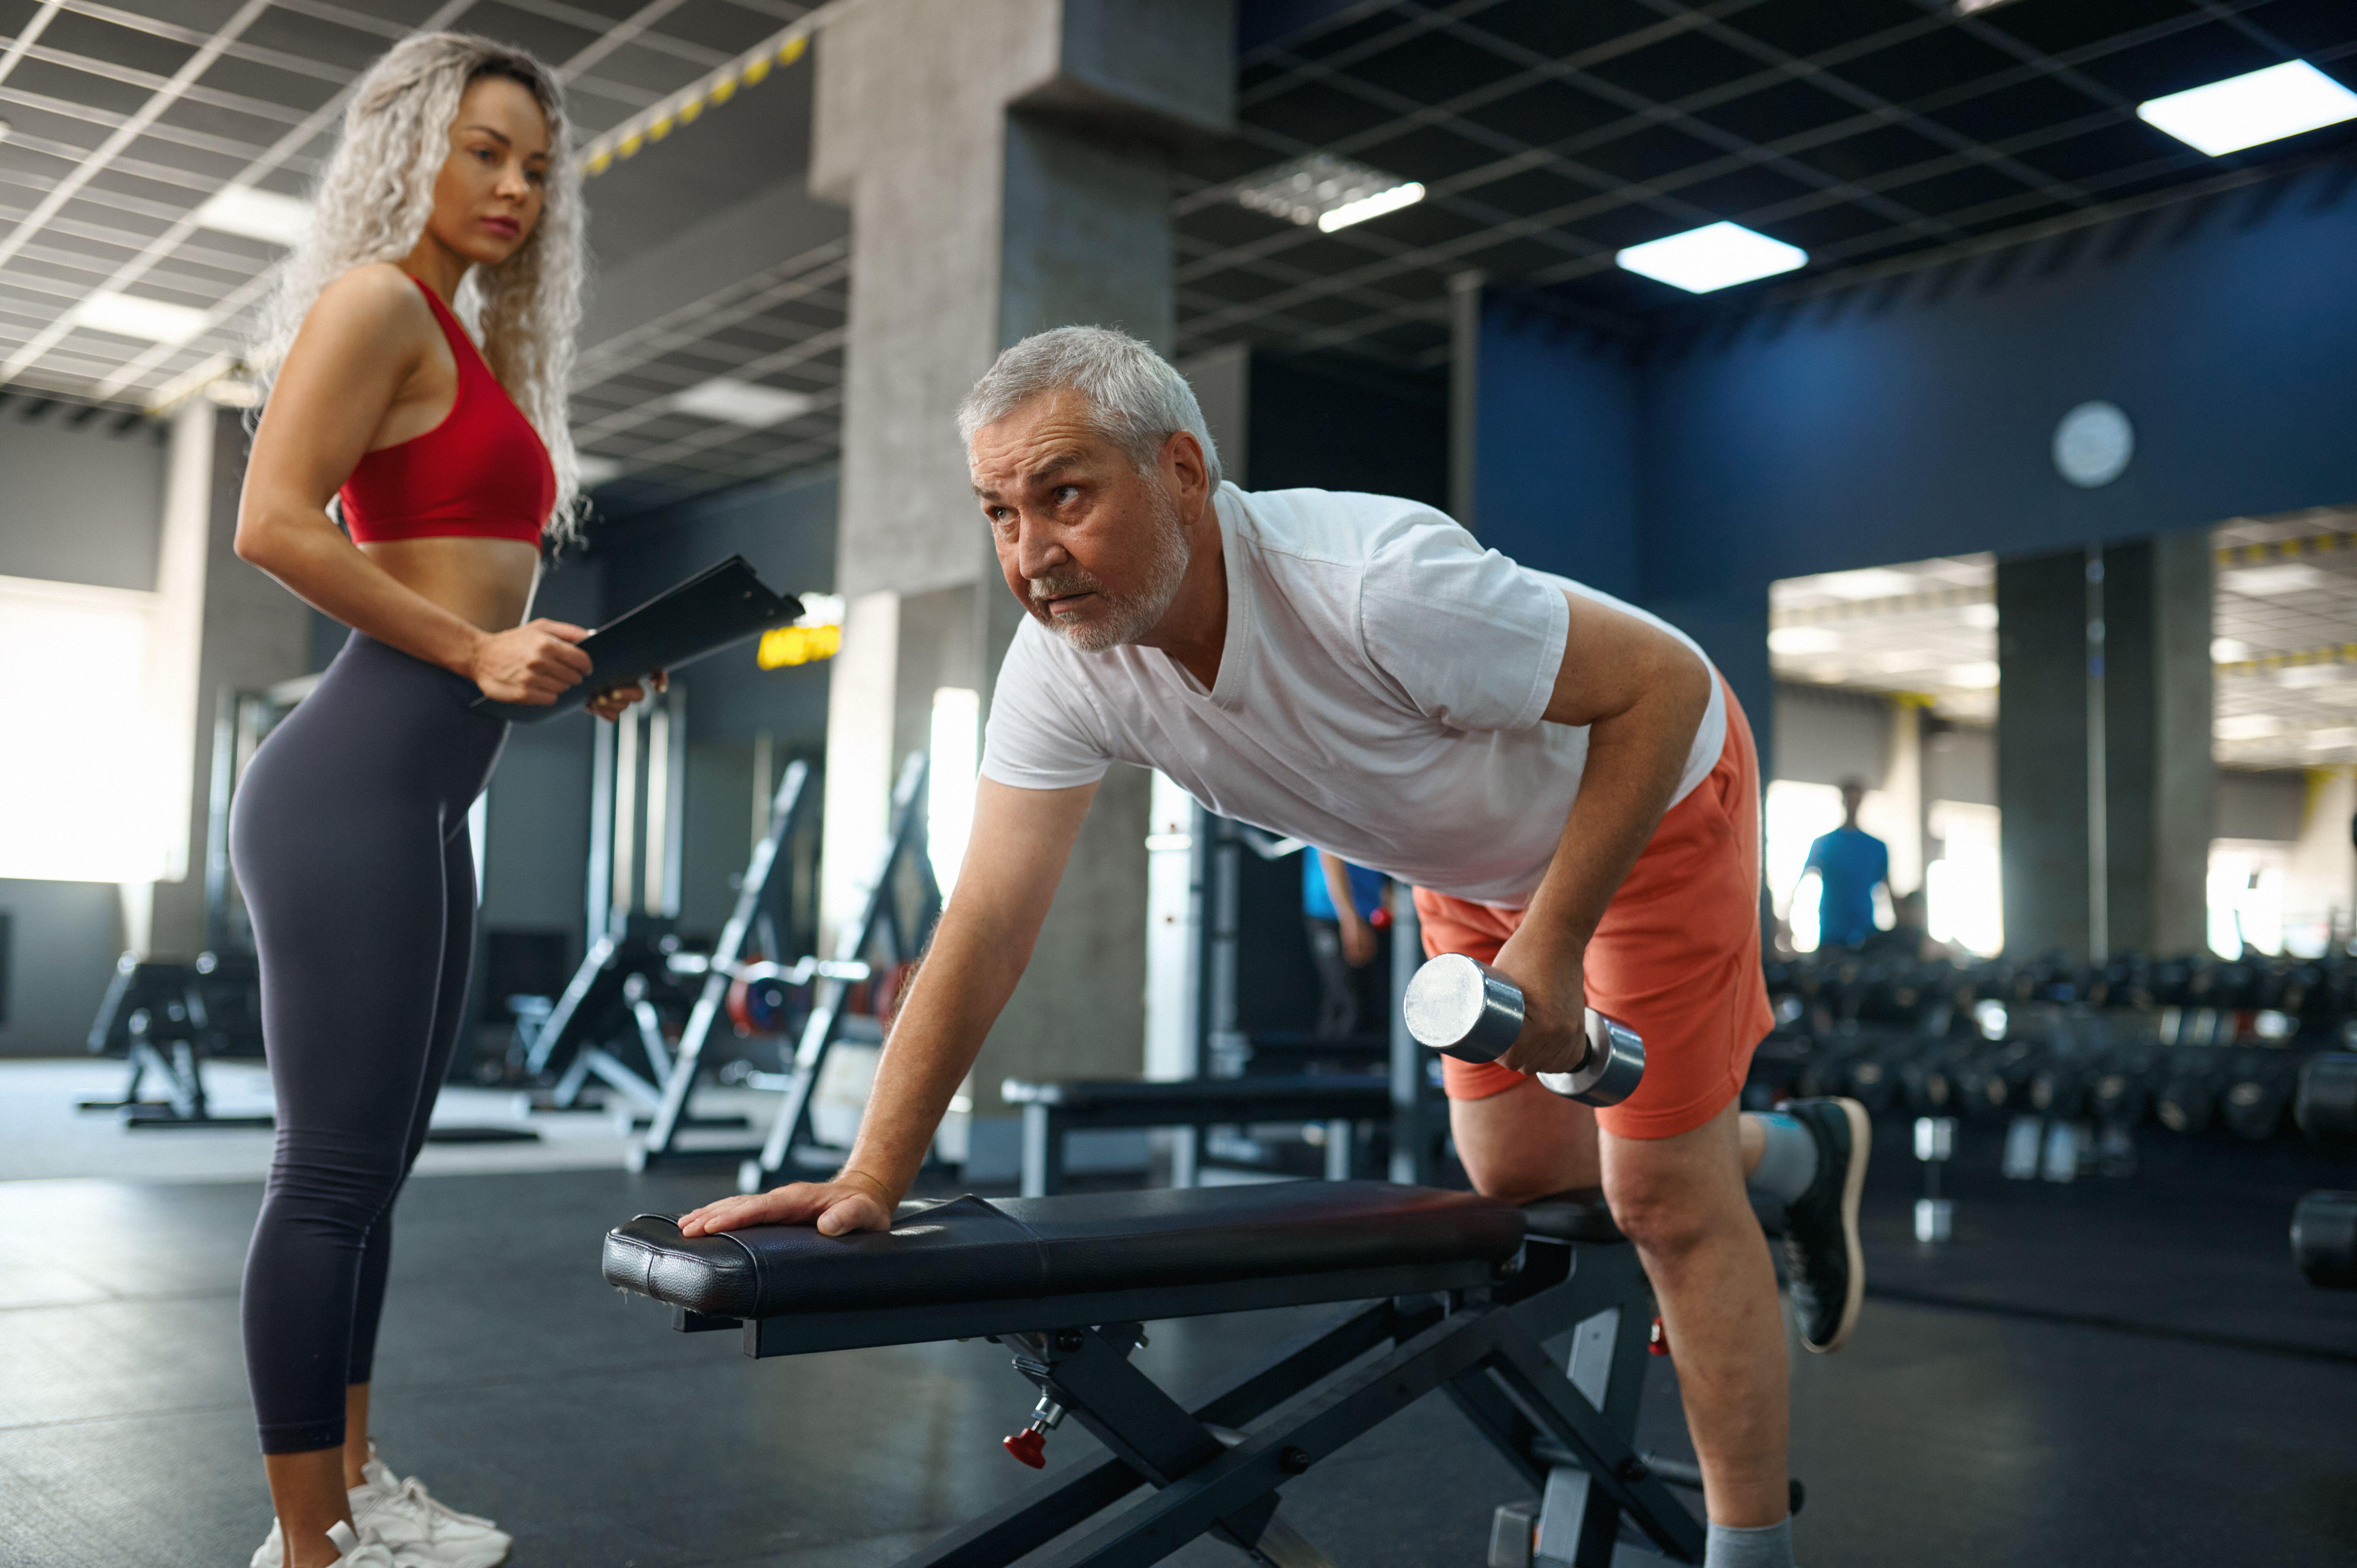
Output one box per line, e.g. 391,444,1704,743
426,75,551,267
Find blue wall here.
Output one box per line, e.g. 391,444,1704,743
1473,162,2357,748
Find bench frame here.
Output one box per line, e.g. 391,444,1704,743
683,1224,1703,1567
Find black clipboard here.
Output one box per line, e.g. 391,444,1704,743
472,556,803,723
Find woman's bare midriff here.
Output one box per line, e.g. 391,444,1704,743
359,536,540,636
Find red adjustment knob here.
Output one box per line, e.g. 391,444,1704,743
1648,1315,1669,1358
1002,1428,1047,1468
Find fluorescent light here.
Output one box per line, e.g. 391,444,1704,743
2221,562,2326,596
2276,664,2349,689
2211,637,2251,663
1816,567,1921,600
1960,602,1999,630
1767,626,1842,656
2216,713,2281,741
1319,181,1424,232
670,377,814,426
1236,154,1424,232
2138,61,2357,157
2304,726,2357,750
70,291,210,344
1949,662,2000,689
575,454,622,486
1616,221,1806,294
194,184,312,246
202,377,259,408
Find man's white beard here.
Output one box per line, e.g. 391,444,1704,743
1031,489,1190,653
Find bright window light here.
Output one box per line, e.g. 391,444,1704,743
1235,154,1424,233
71,291,210,344
1616,221,1806,294
927,687,980,895
0,577,171,882
2209,842,2289,957
193,184,312,246
670,377,815,426
1925,800,2003,957
2138,60,2357,157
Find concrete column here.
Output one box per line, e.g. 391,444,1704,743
146,405,312,961
1997,535,2212,959
809,0,1230,1168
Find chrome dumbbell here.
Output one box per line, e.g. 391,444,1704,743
1401,953,1645,1106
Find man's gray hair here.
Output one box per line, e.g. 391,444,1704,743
958,325,1223,487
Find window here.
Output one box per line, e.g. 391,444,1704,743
0,576,173,883
1924,800,2002,957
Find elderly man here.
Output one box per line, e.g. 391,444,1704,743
682,327,1867,1568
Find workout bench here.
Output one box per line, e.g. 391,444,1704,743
605,1180,1779,1566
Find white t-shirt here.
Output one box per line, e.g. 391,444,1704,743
979,483,1728,907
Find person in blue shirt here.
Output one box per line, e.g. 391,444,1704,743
1302,848,1388,1038
1801,779,1891,950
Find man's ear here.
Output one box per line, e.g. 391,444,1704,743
1164,430,1212,518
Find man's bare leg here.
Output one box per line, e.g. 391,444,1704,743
1601,1100,1788,1528
1448,1078,1599,1201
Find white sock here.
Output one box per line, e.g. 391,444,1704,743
1747,1112,1818,1204
1706,1515,1795,1568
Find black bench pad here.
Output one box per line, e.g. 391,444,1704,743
603,1180,1523,1322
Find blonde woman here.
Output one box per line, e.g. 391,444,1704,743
231,33,642,1568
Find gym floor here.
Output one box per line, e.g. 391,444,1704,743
3,1119,2352,1568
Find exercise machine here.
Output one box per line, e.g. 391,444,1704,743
730,750,941,1192
605,1179,1795,1566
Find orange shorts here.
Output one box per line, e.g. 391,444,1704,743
1416,677,1773,1141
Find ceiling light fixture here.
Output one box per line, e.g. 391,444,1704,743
2137,60,2357,157
2210,637,2251,663
2221,562,2327,596
1767,626,1842,656
2216,713,2283,741
1235,154,1425,233
194,184,313,247
575,455,623,486
1615,221,1806,294
70,291,211,344
670,378,815,426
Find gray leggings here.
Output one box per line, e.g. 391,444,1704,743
229,631,505,1454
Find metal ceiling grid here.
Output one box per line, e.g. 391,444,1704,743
1770,554,1999,722
1175,0,2357,370
0,0,829,503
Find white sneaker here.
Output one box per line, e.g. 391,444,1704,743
352,1447,512,1568
252,1519,401,1568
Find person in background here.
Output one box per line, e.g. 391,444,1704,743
1302,848,1388,1039
1801,779,1890,950
1858,888,1949,963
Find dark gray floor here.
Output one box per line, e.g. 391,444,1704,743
2,1124,2354,1568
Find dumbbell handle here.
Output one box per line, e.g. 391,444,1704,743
1401,952,1645,1107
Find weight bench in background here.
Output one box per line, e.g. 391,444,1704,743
605,1180,1774,1567
998,1076,1393,1198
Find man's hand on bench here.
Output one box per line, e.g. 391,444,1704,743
677,1171,897,1238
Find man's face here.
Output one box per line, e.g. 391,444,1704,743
970,389,1193,653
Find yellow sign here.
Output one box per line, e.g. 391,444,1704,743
758,623,841,670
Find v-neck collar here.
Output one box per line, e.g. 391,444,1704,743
1163,484,1253,710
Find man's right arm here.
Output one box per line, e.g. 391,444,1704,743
677,775,1097,1237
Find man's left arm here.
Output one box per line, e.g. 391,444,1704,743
1491,590,1714,1075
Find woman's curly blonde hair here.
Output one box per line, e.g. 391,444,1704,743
253,32,587,541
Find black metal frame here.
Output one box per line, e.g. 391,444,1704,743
80,954,272,1130
629,759,816,1169
683,1229,1705,1567
734,751,940,1192
1003,1077,1392,1199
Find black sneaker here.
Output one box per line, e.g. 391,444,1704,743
1780,1097,1869,1354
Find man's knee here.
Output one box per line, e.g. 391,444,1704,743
1602,1155,1746,1257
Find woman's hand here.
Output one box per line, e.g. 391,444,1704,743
1339,909,1378,968
467,618,592,705
678,1170,898,1239
585,667,668,722
1488,925,1592,1077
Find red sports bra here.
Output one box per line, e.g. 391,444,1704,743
339,275,555,546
